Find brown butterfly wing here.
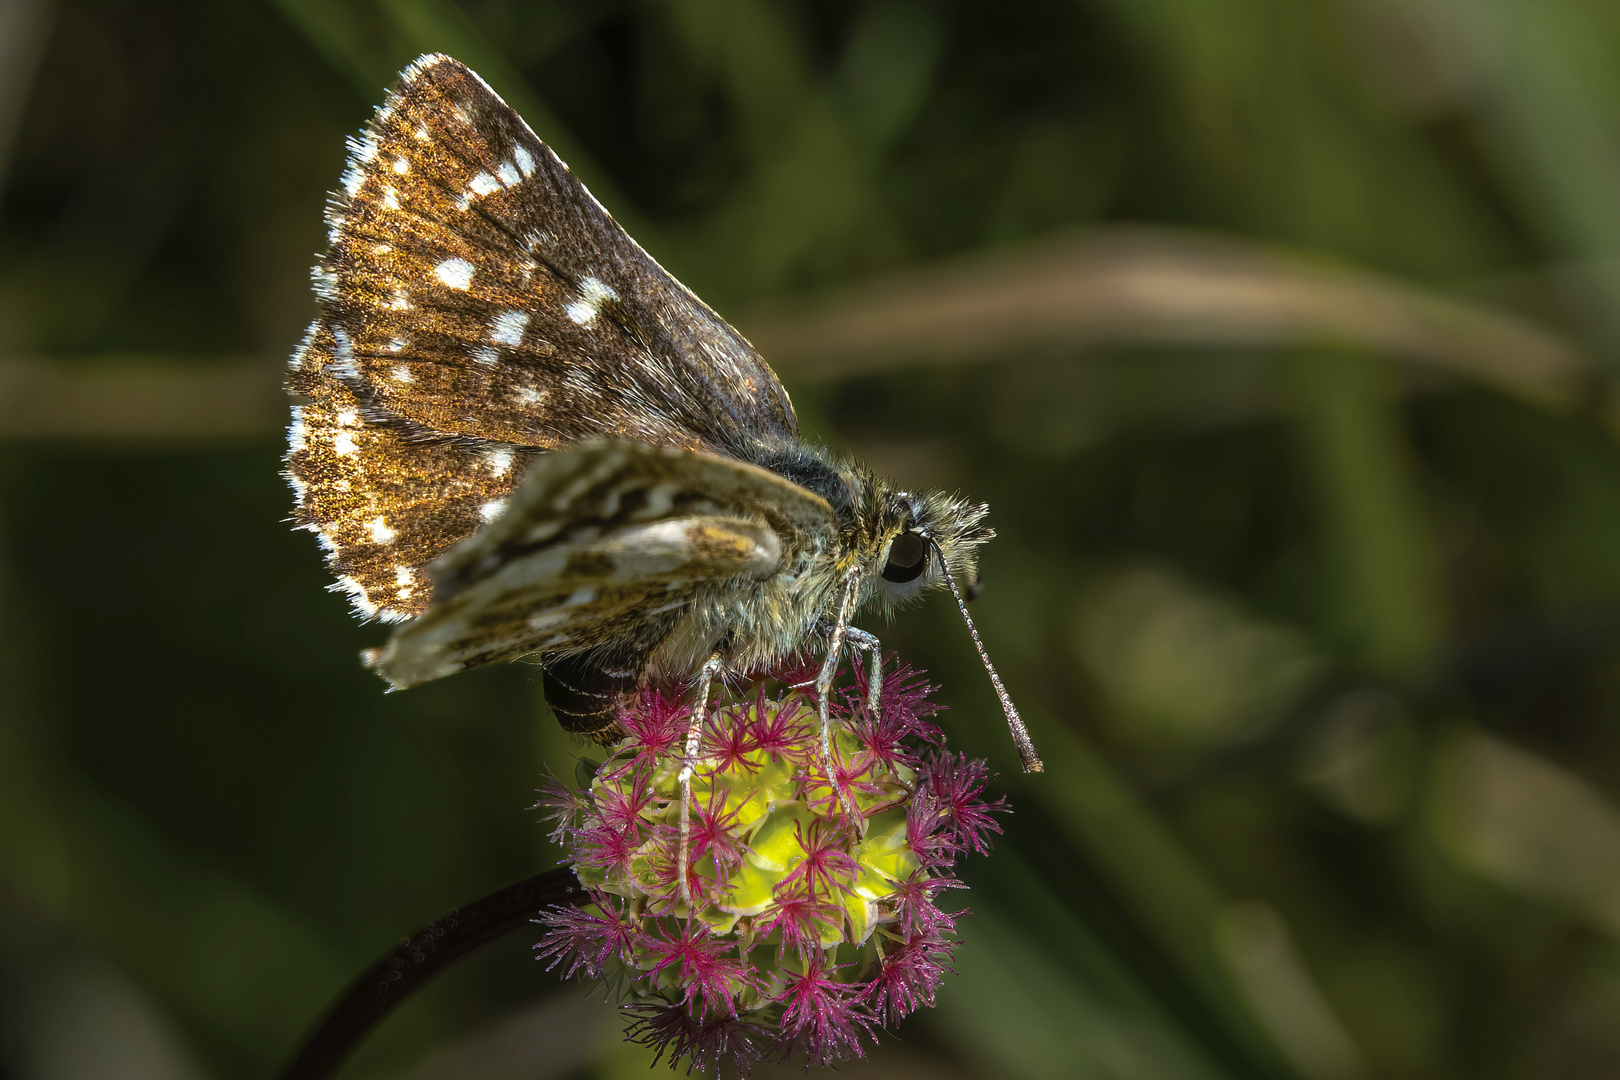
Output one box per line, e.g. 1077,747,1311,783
365,440,836,690
287,54,800,622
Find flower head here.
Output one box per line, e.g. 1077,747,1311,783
536,655,1009,1074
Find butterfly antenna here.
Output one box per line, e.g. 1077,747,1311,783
931,540,1044,773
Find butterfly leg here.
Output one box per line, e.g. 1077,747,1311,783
844,627,883,717
813,569,864,820
677,653,724,910
803,620,880,711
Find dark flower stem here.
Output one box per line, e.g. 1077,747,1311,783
280,867,589,1080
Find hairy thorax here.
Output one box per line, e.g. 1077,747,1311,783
645,443,878,681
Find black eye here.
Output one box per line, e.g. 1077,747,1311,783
881,530,928,583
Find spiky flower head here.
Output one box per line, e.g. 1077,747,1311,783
535,657,1008,1073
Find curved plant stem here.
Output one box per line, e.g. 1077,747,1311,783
280,867,589,1080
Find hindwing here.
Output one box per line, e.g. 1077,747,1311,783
288,322,533,620
366,441,836,689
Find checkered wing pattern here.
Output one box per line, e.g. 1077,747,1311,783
365,440,835,689
287,54,799,622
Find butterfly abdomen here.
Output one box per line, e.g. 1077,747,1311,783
539,650,640,743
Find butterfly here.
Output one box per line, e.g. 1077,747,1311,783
285,54,1042,774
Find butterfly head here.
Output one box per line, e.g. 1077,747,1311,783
857,482,1042,772
867,488,993,613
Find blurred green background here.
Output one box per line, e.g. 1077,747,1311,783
6,1,1620,1078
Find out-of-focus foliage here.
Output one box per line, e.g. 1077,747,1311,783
5,1,1620,1078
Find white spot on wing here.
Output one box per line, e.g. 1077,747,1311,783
497,161,521,187
480,498,507,522
312,268,338,301
635,481,679,521
489,309,530,346
335,409,358,427
471,346,499,366
415,125,431,140
329,328,358,380
367,517,396,544
515,387,545,406
395,565,415,586
382,186,400,210
393,157,409,175
525,587,596,631
565,276,617,325
334,432,358,456
435,257,475,290
523,521,563,544
468,171,501,196
386,336,406,352
608,520,693,573
390,288,411,310
513,144,536,177
391,365,412,383
485,447,514,477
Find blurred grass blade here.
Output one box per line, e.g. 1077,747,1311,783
383,996,613,1080
1430,729,1620,937
267,0,646,240
1400,0,1620,363
651,0,899,293
1215,903,1371,1080
0,0,54,199
931,901,1228,1080
1287,350,1444,675
0,672,345,1074
0,228,1593,441
0,355,283,442
746,227,1591,410
1006,714,1297,1076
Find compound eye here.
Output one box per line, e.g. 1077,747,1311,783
880,530,928,584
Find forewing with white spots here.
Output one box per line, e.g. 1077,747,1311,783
308,53,796,454
288,53,801,623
